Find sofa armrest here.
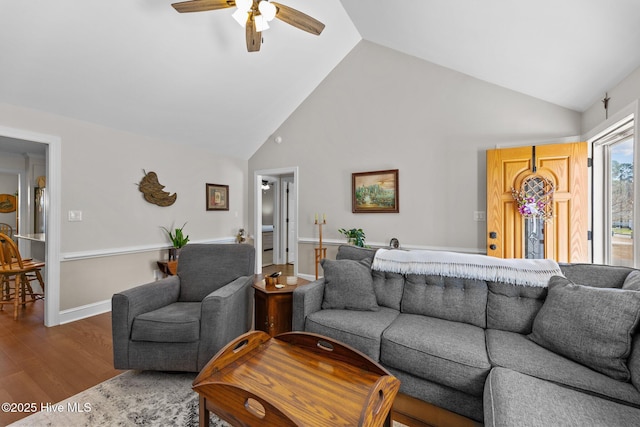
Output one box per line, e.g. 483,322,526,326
111,276,181,368
197,275,254,369
292,279,325,331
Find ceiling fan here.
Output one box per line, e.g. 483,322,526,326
171,0,325,52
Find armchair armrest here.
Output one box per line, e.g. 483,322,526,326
112,276,180,368
197,275,254,369
292,279,325,331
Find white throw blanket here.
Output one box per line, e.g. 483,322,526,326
372,249,563,287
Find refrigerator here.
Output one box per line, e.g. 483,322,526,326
34,186,46,234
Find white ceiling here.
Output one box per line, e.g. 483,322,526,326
342,0,640,112
1,1,640,159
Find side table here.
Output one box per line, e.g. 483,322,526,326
253,276,309,337
157,260,177,277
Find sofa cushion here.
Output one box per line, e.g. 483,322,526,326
486,281,547,333
320,258,379,311
381,314,491,396
486,329,640,407
372,270,405,310
529,276,640,381
387,366,484,423
177,244,254,302
623,271,640,394
335,244,377,262
484,367,640,427
624,270,640,291
131,302,201,343
560,262,632,289
304,307,399,361
630,331,640,394
401,274,487,328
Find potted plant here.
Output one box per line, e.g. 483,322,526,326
338,228,367,247
162,222,189,260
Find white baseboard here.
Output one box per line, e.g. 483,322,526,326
58,299,111,324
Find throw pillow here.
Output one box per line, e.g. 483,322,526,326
529,276,640,381
336,244,377,262
321,258,379,311
622,270,640,391
623,270,640,291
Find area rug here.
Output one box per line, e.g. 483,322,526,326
9,370,229,427
9,370,408,426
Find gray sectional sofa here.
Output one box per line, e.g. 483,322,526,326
292,245,640,425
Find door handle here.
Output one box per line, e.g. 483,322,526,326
489,244,497,250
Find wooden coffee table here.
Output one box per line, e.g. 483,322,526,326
193,331,400,427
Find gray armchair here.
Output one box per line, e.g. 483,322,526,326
112,244,255,372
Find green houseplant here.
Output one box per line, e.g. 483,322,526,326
338,228,367,247
162,222,189,260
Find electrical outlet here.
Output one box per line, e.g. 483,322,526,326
474,211,486,221
68,210,83,222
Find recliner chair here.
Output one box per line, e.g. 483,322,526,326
112,244,255,372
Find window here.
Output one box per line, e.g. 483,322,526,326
592,117,635,267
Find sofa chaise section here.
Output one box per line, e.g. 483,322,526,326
485,367,640,427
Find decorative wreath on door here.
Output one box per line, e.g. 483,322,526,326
511,175,555,221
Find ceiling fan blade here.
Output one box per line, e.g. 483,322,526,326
246,14,261,52
272,2,325,36
171,0,235,13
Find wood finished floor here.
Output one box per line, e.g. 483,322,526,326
0,301,121,426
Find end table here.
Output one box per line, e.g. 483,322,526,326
253,276,309,337
157,260,177,277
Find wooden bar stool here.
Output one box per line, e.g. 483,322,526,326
0,232,45,319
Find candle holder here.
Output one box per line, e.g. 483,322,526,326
314,215,327,280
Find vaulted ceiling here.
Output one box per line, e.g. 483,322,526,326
2,1,640,159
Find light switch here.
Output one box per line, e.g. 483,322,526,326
474,211,486,221
68,210,83,222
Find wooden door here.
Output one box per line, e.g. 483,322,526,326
486,142,588,262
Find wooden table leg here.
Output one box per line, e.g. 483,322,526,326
199,395,210,427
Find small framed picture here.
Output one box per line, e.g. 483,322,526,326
206,183,229,211
352,169,399,213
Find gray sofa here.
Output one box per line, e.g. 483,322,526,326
292,245,640,425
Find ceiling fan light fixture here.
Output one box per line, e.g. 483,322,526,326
232,9,248,27
171,0,325,52
235,0,253,13
255,14,270,32
258,1,277,21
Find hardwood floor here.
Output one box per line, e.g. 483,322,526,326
0,301,121,426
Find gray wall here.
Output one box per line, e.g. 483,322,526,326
249,41,582,276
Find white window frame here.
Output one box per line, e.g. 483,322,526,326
588,106,637,266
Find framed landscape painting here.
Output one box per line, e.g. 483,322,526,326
206,183,229,211
352,169,399,213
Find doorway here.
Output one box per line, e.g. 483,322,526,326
0,126,61,326
486,142,588,262
254,167,298,277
